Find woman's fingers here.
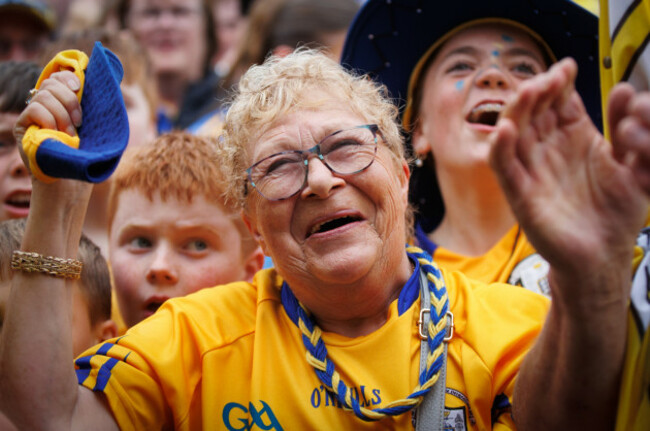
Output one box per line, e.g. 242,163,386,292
38,71,82,126
608,83,636,161
609,88,650,197
16,71,82,140
490,117,530,203
496,58,577,173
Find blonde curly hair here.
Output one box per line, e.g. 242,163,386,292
217,48,415,239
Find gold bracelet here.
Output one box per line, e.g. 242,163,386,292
11,250,83,280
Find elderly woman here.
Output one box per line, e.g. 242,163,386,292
342,0,601,293
1,48,648,430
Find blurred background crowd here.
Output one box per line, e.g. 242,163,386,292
0,0,364,255
0,0,364,135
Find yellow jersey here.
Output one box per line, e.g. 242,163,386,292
415,224,549,297
76,263,548,430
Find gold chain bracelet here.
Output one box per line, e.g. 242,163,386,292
11,250,83,280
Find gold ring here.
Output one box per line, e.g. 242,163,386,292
25,88,39,105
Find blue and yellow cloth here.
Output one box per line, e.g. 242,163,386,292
22,41,129,183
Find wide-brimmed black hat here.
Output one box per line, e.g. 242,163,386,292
341,0,600,231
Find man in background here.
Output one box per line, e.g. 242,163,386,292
0,0,56,61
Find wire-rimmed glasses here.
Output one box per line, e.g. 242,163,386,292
245,124,380,201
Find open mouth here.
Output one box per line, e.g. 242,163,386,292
308,215,363,237
5,192,30,209
467,102,504,126
144,297,169,314
145,302,163,313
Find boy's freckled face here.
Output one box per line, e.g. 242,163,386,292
109,189,250,327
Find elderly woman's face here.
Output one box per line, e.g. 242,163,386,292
242,93,410,286
411,24,547,173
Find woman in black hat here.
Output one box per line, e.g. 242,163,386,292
342,0,602,294
341,0,647,429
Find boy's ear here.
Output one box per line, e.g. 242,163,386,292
95,319,118,343
241,210,268,255
242,246,265,282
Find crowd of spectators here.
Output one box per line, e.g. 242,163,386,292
0,0,648,429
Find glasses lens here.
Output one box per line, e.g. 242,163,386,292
249,151,305,200
321,126,377,175
247,125,379,201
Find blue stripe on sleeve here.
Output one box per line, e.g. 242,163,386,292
75,367,91,384
93,358,120,392
74,342,128,390
96,342,114,355
75,355,93,369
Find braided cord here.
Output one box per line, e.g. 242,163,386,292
289,245,449,421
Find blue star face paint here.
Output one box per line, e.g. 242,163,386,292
455,80,464,91
502,34,514,43
492,50,500,57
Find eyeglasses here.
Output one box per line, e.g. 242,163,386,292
246,124,380,201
